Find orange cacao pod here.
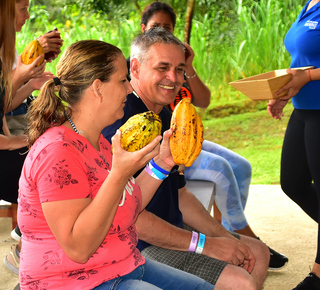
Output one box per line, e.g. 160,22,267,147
21,40,45,66
170,98,204,167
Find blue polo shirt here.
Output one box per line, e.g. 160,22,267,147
102,93,185,251
284,0,320,109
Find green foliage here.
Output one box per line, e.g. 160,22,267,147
20,0,304,183
203,102,294,184
22,0,304,101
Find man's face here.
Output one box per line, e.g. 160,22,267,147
136,43,185,110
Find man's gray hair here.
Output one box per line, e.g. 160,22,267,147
131,27,186,64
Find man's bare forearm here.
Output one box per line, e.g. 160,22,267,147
178,187,235,239
135,210,192,251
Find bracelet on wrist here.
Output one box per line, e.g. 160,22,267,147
195,233,206,254
145,161,169,181
150,158,170,175
309,69,312,82
185,68,197,79
188,231,199,252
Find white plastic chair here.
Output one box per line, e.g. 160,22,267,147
185,180,215,213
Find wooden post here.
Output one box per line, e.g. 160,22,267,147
184,0,196,44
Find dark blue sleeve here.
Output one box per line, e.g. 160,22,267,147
101,93,145,142
101,118,123,143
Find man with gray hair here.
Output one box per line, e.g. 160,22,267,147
102,28,269,290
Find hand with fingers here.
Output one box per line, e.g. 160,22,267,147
267,98,289,120
274,68,311,101
153,129,175,172
202,236,256,273
110,129,165,180
14,54,46,84
183,43,195,68
37,29,63,61
268,68,311,120
28,71,54,91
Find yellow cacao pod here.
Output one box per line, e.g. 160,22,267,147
119,111,162,152
21,40,45,66
170,98,204,167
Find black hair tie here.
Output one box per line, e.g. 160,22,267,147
53,77,61,86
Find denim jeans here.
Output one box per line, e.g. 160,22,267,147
185,140,252,231
92,258,214,290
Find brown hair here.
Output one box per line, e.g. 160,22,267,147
26,40,122,146
0,0,16,102
141,1,176,28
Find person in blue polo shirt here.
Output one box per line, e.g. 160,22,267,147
268,0,320,289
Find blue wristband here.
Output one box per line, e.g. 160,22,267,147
150,165,167,180
145,163,168,181
195,233,206,254
150,158,170,175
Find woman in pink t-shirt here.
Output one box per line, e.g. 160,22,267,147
17,40,214,290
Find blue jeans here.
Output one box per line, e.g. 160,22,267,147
92,258,214,290
185,140,252,231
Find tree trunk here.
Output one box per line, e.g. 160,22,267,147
133,0,142,15
184,0,195,44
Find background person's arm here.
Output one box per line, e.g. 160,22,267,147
184,43,211,108
0,116,27,150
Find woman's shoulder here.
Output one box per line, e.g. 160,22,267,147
28,126,85,160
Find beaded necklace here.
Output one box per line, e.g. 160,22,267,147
65,112,85,135
65,112,132,207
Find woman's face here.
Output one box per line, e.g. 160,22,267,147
100,54,133,125
16,0,30,32
141,11,174,34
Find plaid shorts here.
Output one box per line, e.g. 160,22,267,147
141,230,240,285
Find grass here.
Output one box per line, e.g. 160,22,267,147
201,100,293,184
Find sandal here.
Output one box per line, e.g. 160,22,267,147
3,244,20,275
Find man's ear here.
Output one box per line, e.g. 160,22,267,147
130,58,141,80
141,24,146,32
92,79,103,101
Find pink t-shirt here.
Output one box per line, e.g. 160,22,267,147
18,126,145,289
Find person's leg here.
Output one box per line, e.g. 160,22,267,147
280,109,318,220
92,270,162,290
300,111,320,270
185,141,288,270
215,265,256,290
201,140,252,211
199,140,252,231
3,241,21,275
239,234,270,289
93,260,214,290
184,145,249,231
286,110,320,289
142,258,214,290
141,245,265,289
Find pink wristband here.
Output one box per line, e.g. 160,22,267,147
188,231,199,252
